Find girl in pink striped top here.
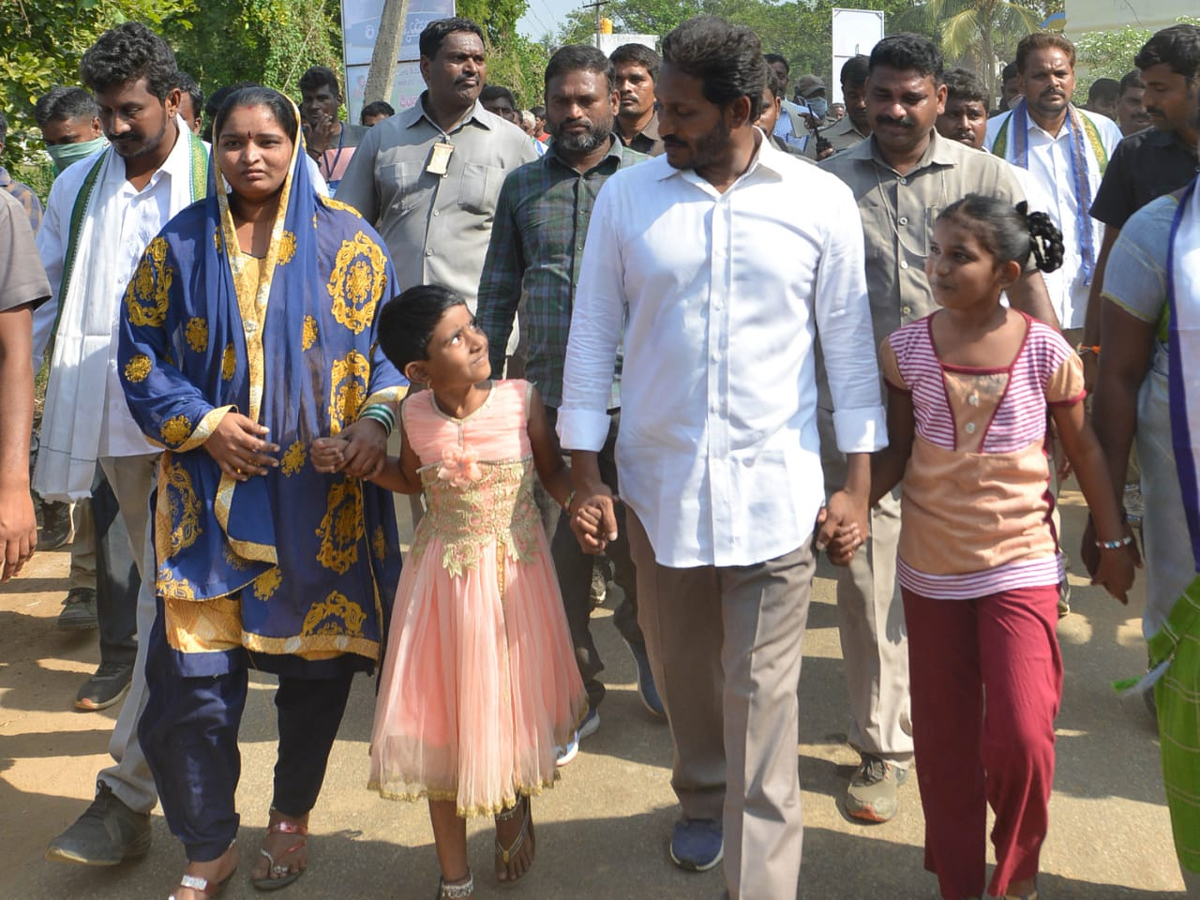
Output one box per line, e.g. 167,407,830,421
839,195,1136,900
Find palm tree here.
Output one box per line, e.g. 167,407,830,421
907,0,1046,106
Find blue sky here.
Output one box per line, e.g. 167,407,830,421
516,0,578,41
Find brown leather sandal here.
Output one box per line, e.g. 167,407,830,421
251,817,308,892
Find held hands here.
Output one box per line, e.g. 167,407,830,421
310,420,388,479
570,488,618,555
815,489,870,567
205,412,280,482
1081,517,1142,604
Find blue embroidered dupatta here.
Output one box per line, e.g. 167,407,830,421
117,114,404,670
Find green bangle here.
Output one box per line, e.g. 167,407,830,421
562,489,576,512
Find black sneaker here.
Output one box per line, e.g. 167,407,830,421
58,588,98,631
75,663,133,711
46,782,151,866
38,499,73,550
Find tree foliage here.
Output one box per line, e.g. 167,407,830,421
457,0,550,109
1075,17,1200,98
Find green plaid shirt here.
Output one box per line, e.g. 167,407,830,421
477,138,645,408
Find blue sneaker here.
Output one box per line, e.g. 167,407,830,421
555,708,599,767
669,818,723,872
624,638,665,719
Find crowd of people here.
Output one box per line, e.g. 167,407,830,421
0,11,1198,900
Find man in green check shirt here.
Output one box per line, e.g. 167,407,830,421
477,45,663,745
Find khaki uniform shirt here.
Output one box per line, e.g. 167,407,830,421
821,116,869,155
335,95,539,309
0,189,49,313
820,130,1026,351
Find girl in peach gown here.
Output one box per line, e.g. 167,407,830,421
313,285,587,899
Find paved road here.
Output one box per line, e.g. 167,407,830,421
0,490,1187,899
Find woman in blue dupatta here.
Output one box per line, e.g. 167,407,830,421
117,86,405,899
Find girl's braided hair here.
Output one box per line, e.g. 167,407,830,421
939,194,1064,274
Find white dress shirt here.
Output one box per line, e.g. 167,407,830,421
985,106,1121,329
558,139,886,568
37,126,201,459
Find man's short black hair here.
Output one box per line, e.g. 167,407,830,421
1001,61,1019,82
360,100,395,123
546,44,614,92
202,81,257,143
480,84,517,108
79,21,178,100
661,16,765,121
34,87,99,128
840,54,870,89
1088,77,1119,105
609,43,661,83
1134,24,1200,83
1119,69,1145,96
177,71,203,117
869,33,943,82
299,65,340,98
764,53,789,76
419,18,485,60
943,67,987,105
1015,33,1075,74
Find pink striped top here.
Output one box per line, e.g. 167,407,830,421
881,311,1085,600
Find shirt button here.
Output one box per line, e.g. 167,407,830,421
964,422,977,434
899,177,908,185
426,248,433,257
898,216,908,225
432,209,439,217
900,260,910,270
901,304,912,316
968,394,980,406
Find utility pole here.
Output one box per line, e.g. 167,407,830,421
365,0,411,105
582,0,606,49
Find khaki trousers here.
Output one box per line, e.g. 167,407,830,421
819,409,914,766
96,452,160,813
627,510,813,900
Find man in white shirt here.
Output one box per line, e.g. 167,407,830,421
40,23,209,869
559,17,886,898
986,32,1122,337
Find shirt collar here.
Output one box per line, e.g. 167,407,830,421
855,128,957,173
403,93,491,134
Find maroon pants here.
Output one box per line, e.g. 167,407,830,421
903,584,1062,900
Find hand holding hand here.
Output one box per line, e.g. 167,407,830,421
1092,542,1140,604
571,489,617,555
311,436,349,474
338,419,389,479
204,413,280,482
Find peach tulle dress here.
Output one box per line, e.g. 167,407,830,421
368,379,587,816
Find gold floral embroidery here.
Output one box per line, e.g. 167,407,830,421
252,567,282,601
372,525,388,561
281,440,306,477
163,461,202,554
126,236,172,327
277,230,297,265
221,343,237,380
328,350,370,433
185,317,208,353
302,315,318,351
327,231,385,335
314,477,363,574
412,458,542,577
213,229,222,254
161,414,193,446
301,590,367,636
123,354,152,383
157,567,196,601
320,196,362,218
312,212,319,230
222,542,251,571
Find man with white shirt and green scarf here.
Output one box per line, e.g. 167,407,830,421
39,22,209,869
